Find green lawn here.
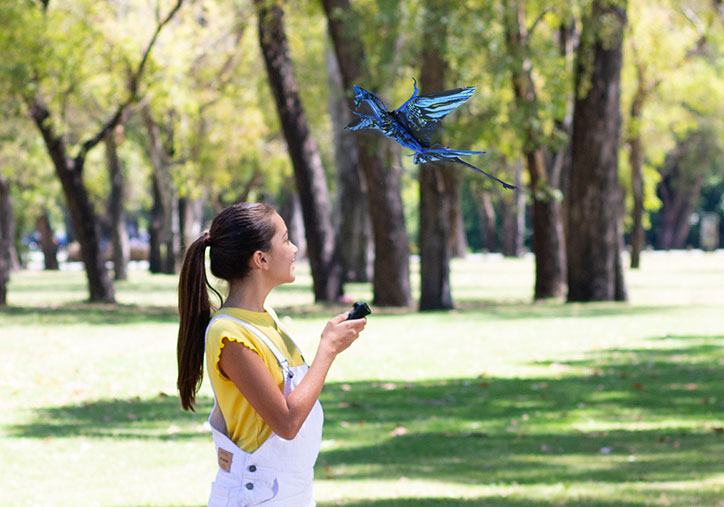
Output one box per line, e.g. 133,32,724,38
1,251,723,506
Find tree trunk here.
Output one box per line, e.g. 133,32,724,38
0,176,12,306
36,208,59,270
148,177,164,273
628,71,647,268
28,97,115,303
567,0,628,302
418,0,456,311
142,104,178,274
500,159,525,257
475,189,499,252
504,1,566,299
322,0,412,307
629,132,644,266
326,48,371,283
449,170,467,258
256,0,343,302
279,187,307,260
105,128,130,280
419,164,455,310
164,197,180,274
179,196,203,257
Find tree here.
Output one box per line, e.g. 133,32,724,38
567,0,628,302
418,0,456,310
254,0,343,302
326,49,372,283
502,1,572,299
2,1,183,302
0,175,12,306
655,124,724,249
321,0,412,307
105,126,130,280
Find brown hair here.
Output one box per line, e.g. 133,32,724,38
176,202,277,411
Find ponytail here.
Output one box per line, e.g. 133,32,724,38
176,202,276,411
177,233,217,411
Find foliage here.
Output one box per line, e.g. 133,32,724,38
1,0,723,267
620,0,724,241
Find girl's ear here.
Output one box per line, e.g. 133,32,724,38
250,250,267,270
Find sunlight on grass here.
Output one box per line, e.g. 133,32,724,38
2,251,724,506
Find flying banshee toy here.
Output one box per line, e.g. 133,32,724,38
345,79,516,190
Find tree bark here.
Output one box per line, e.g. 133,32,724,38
0,176,12,306
627,52,650,269
418,0,455,311
142,104,179,274
474,189,499,252
28,97,116,303
419,166,454,310
326,48,371,283
449,170,467,258
105,128,130,280
322,0,412,307
629,127,644,266
279,187,307,260
36,208,59,270
179,196,203,258
500,159,526,257
255,0,343,302
567,0,628,302
148,176,164,273
504,1,566,299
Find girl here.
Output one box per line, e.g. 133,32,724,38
177,202,366,506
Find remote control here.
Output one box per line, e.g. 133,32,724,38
346,301,371,320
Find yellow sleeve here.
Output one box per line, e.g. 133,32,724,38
207,321,263,381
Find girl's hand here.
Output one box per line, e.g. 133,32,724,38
319,312,366,357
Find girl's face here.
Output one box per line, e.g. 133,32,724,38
264,212,298,285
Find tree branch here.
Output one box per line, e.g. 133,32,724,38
77,0,184,161
528,8,551,38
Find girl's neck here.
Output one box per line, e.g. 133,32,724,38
223,276,271,313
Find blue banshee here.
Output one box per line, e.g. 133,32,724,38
345,79,516,190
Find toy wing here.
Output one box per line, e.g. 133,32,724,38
393,80,477,147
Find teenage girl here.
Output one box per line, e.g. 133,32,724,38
176,202,366,506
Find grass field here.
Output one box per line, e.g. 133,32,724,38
1,251,723,506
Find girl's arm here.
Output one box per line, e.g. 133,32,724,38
219,313,365,440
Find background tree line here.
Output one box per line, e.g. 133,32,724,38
1,0,722,309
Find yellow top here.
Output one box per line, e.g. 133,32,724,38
205,306,304,453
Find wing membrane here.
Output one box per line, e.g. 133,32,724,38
394,83,476,146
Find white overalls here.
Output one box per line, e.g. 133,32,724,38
205,314,323,507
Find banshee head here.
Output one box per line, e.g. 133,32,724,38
352,85,386,113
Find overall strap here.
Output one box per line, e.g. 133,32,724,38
265,308,307,364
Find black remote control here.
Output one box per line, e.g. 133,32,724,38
346,301,371,320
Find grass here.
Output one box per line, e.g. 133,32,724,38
1,251,723,506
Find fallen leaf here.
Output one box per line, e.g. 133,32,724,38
685,383,698,391
390,426,408,437
632,382,644,391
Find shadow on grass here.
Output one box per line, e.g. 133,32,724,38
318,499,645,507
8,393,212,440
0,303,178,325
8,335,723,499
273,301,680,321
